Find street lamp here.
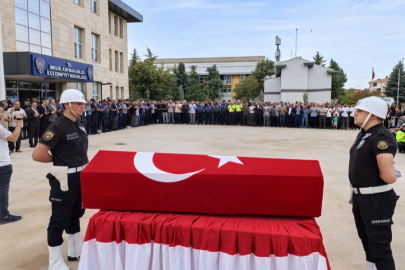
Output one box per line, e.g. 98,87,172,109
397,58,405,105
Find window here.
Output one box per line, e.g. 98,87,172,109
120,52,123,73
240,74,246,81
121,87,124,99
109,49,112,71
93,82,99,100
91,34,98,62
116,87,119,98
199,76,206,84
114,16,117,36
222,87,232,93
77,83,83,93
119,18,123,38
108,13,111,34
90,0,97,14
115,51,118,72
74,27,82,58
15,0,52,55
224,75,232,84
73,0,81,5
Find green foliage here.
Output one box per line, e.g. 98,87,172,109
251,58,275,90
233,75,261,101
205,65,223,101
178,85,184,101
303,91,308,104
259,90,264,102
129,48,140,68
329,59,347,99
129,59,176,100
144,47,157,62
175,62,189,94
313,51,326,66
343,90,379,104
384,61,405,103
185,66,206,101
338,88,356,101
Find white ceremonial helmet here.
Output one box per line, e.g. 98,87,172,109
355,97,387,119
355,96,388,128
60,89,86,104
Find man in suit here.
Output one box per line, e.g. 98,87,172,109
293,102,303,128
254,101,263,127
47,98,58,124
55,100,64,118
26,102,40,147
90,99,100,135
37,98,49,136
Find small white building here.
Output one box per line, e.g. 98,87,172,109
264,57,337,104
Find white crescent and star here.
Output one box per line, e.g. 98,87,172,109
133,152,243,183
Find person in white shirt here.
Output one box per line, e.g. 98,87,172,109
349,104,356,129
7,101,26,153
325,104,333,129
249,103,255,126
188,101,197,125
340,103,350,130
0,104,23,225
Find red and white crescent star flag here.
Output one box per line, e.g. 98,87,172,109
372,67,375,80
78,211,331,270
81,151,324,217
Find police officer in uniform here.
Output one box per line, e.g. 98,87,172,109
349,97,399,270
32,89,88,270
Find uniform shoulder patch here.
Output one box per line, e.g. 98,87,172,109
377,141,389,150
43,130,55,141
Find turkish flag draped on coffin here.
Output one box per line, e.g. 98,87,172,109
81,151,324,217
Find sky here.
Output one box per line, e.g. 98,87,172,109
127,0,405,89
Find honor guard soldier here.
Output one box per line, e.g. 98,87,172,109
32,89,89,270
349,97,400,270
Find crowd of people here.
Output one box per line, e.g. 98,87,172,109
1,96,405,155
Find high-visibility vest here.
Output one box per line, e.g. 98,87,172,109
235,104,243,112
228,105,235,112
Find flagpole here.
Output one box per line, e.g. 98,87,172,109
0,15,6,100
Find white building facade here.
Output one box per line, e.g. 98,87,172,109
264,57,337,104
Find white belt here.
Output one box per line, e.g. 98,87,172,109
352,184,392,195
67,165,87,174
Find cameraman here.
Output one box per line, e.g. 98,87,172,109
0,103,23,225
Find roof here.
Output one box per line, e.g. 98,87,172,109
155,56,266,64
108,0,143,23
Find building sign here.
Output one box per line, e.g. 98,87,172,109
31,54,94,82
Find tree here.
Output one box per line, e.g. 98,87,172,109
144,47,157,62
329,59,347,99
303,91,308,104
384,61,405,103
178,85,184,101
259,90,264,102
185,65,206,101
129,48,140,68
313,51,326,66
175,62,189,94
251,58,275,91
205,65,223,101
233,75,261,101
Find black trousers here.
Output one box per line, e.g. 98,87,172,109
242,115,249,126
352,190,399,270
181,113,189,124
397,142,405,153
255,113,263,126
285,114,292,127
8,127,21,151
47,171,85,247
101,114,108,132
39,119,48,136
221,111,228,125
235,112,242,125
309,117,317,128
28,126,39,146
326,117,332,129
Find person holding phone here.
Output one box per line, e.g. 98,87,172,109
0,103,23,225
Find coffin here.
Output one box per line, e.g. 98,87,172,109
81,151,324,217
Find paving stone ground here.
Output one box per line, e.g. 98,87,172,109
1,124,404,270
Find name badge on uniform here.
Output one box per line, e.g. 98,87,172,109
79,126,87,134
356,133,372,149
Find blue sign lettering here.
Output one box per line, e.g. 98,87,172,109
31,54,94,82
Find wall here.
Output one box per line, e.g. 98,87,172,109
264,77,281,103
280,58,308,90
0,0,16,52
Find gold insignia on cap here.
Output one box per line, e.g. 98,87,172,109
43,131,55,141
377,141,388,150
